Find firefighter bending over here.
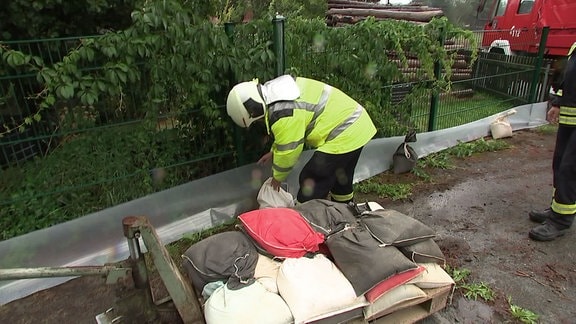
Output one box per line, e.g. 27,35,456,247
226,75,376,204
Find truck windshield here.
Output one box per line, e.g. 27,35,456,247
495,0,508,17
517,0,535,14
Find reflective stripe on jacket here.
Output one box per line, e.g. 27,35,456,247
551,42,576,126
266,77,377,181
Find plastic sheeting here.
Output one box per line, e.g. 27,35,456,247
0,102,547,305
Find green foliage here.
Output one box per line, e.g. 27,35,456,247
446,265,494,302
266,0,327,19
0,0,136,40
410,166,431,181
418,151,454,170
0,125,193,240
444,138,510,157
460,282,495,301
354,179,412,200
508,296,539,324
283,16,477,136
445,265,471,283
535,124,557,135
0,1,480,239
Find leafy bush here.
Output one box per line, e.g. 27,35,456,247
0,1,478,239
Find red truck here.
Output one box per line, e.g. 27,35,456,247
477,0,576,57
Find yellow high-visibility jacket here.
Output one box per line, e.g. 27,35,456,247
550,42,576,126
265,77,377,182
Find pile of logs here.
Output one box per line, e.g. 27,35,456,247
327,0,444,27
326,0,475,93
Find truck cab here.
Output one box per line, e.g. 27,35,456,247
479,0,576,57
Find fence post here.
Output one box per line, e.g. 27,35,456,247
529,26,549,103
272,15,286,77
539,60,551,102
225,22,246,166
428,27,445,132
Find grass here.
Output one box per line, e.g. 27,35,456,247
446,266,494,301
460,282,495,301
445,265,471,283
534,123,557,135
354,180,413,200
354,137,511,200
444,137,511,158
411,90,518,131
446,265,539,322
508,296,539,324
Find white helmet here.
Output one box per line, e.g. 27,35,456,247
226,79,266,128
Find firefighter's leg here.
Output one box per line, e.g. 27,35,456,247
329,147,364,204
530,126,576,241
528,128,565,222
297,151,336,203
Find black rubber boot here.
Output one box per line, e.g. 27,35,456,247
529,221,568,241
528,208,552,223
529,211,573,241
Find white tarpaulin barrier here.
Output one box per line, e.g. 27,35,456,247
0,102,547,305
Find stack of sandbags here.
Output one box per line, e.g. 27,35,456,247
180,199,453,323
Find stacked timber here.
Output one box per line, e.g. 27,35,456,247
327,0,444,26
391,52,474,82
326,0,474,95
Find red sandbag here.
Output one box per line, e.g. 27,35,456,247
238,208,325,258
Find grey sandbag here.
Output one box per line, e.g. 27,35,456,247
399,238,446,265
291,199,358,236
361,209,436,247
181,231,258,292
325,225,418,296
393,130,418,174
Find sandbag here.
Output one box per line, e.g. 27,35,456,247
291,199,358,236
490,109,516,139
181,231,258,292
276,254,368,324
325,226,419,296
360,209,436,247
253,253,283,294
392,130,418,174
257,177,295,208
407,262,455,289
399,238,446,265
238,208,325,258
204,279,293,324
363,284,427,321
364,265,425,303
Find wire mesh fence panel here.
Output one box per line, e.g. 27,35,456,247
0,23,551,240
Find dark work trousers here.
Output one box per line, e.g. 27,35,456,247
297,147,364,203
551,124,576,228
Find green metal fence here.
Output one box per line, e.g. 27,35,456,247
0,20,552,239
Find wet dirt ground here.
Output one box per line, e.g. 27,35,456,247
363,127,576,324
1,127,575,324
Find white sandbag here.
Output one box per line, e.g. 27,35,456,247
257,177,295,208
254,253,283,294
276,254,368,324
201,281,225,300
490,109,516,139
204,280,293,324
490,119,513,139
363,284,427,320
407,262,455,289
